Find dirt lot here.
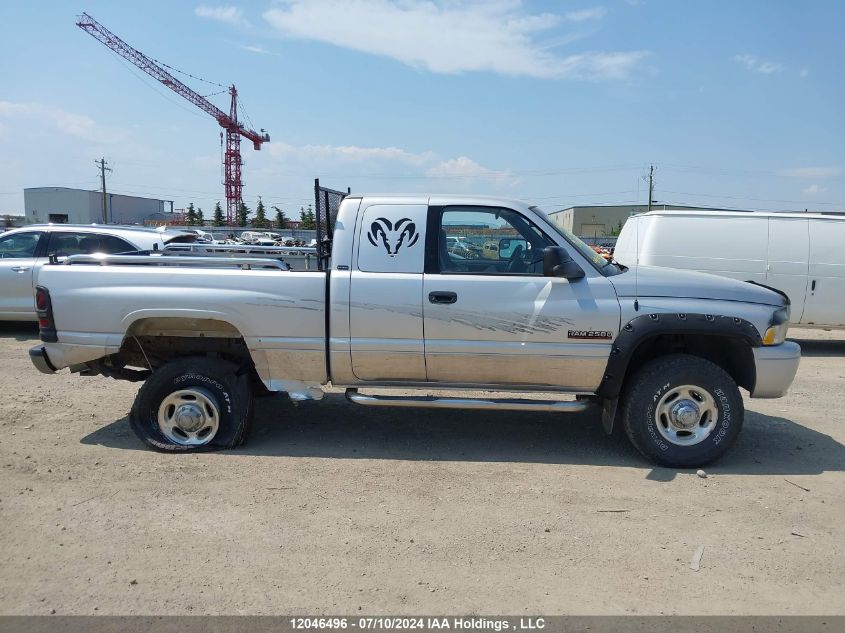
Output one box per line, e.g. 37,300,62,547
0,323,842,615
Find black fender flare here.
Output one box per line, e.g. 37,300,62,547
596,312,762,402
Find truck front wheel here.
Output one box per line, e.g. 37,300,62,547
129,357,252,452
620,354,744,467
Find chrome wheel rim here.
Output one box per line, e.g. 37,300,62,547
157,388,220,446
654,384,718,446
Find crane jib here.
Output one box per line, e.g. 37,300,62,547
75,12,269,226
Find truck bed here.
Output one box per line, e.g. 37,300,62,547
35,262,328,392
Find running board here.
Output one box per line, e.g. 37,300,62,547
345,389,594,413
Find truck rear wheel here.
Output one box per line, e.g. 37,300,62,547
620,354,743,467
129,357,252,452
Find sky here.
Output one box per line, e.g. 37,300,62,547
0,1,843,219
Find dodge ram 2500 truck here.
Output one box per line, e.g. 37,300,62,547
29,195,801,467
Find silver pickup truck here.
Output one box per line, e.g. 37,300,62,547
29,195,801,467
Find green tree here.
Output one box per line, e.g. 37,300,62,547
185,202,197,226
237,201,250,227
196,207,204,227
609,219,624,237
272,206,287,230
299,205,316,230
254,197,267,229
212,202,225,227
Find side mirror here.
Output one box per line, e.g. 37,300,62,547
543,246,585,280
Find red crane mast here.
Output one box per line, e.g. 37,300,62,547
76,12,269,225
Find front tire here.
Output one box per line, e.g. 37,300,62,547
129,357,252,452
620,354,743,467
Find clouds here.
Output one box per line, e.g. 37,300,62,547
426,156,514,185
802,184,827,196
268,142,432,166
734,54,783,74
241,45,270,55
261,141,514,186
780,166,841,179
780,166,841,198
194,5,249,28
564,7,607,22
0,101,126,145
261,1,649,80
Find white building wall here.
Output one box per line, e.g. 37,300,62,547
24,188,93,224
24,188,167,225
107,193,167,224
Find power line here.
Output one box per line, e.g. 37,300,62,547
147,56,224,88
102,48,210,121
660,189,844,206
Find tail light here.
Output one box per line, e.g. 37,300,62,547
34,286,58,342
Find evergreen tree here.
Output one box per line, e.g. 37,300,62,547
254,197,267,229
212,202,225,227
273,206,287,230
185,202,197,226
237,201,250,227
196,207,204,227
299,205,317,230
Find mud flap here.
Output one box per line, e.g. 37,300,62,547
601,398,618,434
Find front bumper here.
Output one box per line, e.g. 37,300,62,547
750,341,801,398
29,345,57,374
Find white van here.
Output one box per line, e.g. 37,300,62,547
614,210,845,329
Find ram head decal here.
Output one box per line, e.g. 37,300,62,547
367,217,419,257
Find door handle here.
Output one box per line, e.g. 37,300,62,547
811,279,816,292
428,291,458,304
10,266,30,273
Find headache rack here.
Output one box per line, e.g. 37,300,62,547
163,243,318,270
163,243,316,256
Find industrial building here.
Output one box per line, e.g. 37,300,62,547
24,187,171,225
547,204,741,239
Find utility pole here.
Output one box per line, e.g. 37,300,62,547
96,157,112,223
645,164,655,212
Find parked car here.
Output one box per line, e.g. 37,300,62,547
177,228,214,243
614,210,845,329
239,231,278,246
29,195,800,467
0,224,194,321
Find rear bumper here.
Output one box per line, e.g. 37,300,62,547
750,341,801,398
29,345,57,374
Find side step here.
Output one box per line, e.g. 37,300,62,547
345,389,594,413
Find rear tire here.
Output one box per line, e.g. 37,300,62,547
129,357,252,452
621,354,743,467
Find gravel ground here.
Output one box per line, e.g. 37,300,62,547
0,323,843,615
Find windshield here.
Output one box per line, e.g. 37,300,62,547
529,206,615,272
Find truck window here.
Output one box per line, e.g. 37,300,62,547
436,207,552,275
0,231,43,259
46,232,136,256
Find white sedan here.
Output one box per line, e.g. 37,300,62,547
0,224,192,321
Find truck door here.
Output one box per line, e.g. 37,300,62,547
422,204,619,391
802,219,845,328
349,200,428,380
766,217,809,322
0,230,45,319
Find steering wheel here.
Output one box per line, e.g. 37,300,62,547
505,244,525,273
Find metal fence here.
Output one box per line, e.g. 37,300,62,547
578,235,618,248
314,178,351,270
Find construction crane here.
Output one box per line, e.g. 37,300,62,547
76,12,269,225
